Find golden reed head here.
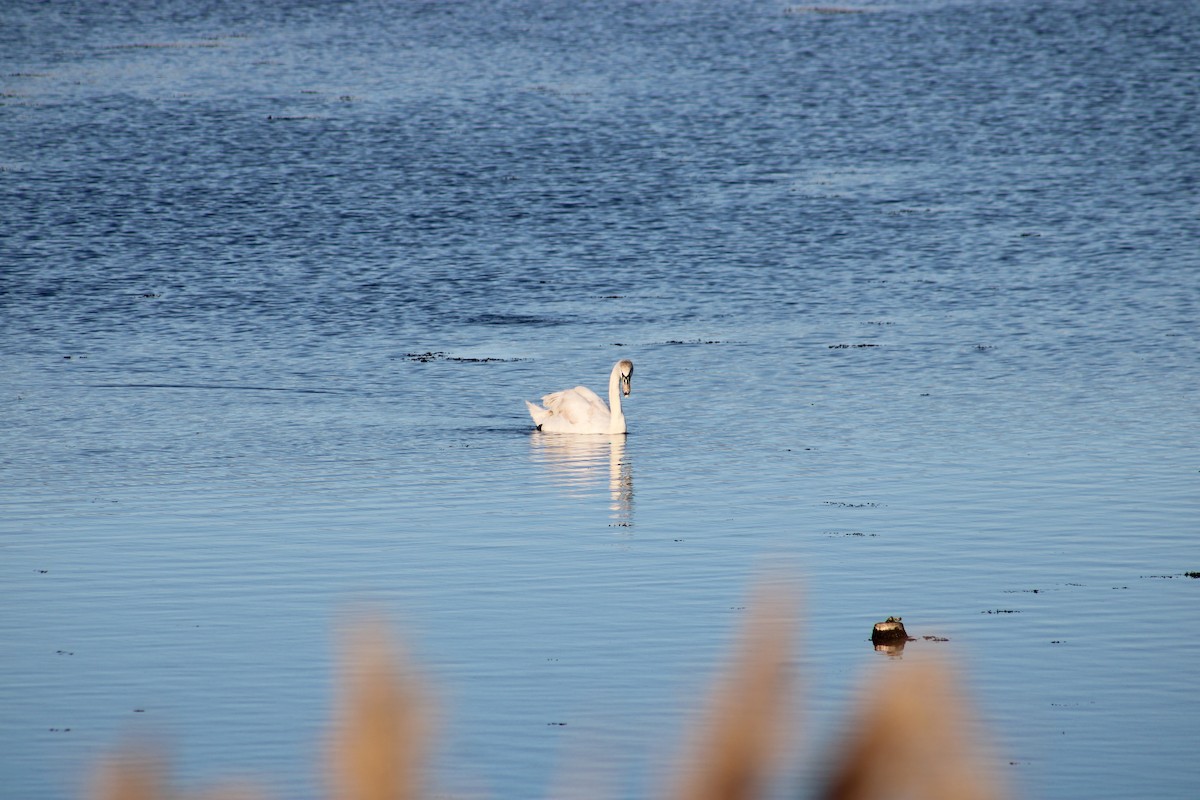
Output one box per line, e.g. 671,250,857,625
91,589,1005,800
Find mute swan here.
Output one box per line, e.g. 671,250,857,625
525,359,634,434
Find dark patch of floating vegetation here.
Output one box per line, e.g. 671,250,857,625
784,5,869,14
87,588,1008,800
824,501,884,508
614,340,735,346
105,40,224,49
403,351,523,363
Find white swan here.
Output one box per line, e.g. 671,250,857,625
525,359,634,434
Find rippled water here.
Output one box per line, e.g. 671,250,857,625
3,0,1198,798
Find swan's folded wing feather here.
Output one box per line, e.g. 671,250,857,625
568,385,607,411
525,400,551,426
542,387,608,426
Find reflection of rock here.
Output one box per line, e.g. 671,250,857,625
874,640,907,656
529,433,633,525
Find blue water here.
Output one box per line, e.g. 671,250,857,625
2,0,1198,798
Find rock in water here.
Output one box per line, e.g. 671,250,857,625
871,616,908,645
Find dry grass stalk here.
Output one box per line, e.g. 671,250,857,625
91,747,267,800
327,619,430,800
818,658,1005,800
664,588,797,800
92,752,166,800
88,594,1007,800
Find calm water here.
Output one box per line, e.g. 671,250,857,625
2,0,1198,797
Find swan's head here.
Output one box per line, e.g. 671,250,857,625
617,359,633,397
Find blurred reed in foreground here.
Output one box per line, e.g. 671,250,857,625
92,592,1005,800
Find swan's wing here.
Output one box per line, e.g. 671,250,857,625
526,400,552,426
541,386,609,427
566,385,607,411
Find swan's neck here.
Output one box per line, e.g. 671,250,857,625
607,366,625,430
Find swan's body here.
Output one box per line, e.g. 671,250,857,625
526,359,634,434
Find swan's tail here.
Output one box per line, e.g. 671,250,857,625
525,400,550,429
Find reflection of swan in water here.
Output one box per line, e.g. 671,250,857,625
529,433,634,524
525,360,633,434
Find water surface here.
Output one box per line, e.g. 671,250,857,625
2,1,1198,798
